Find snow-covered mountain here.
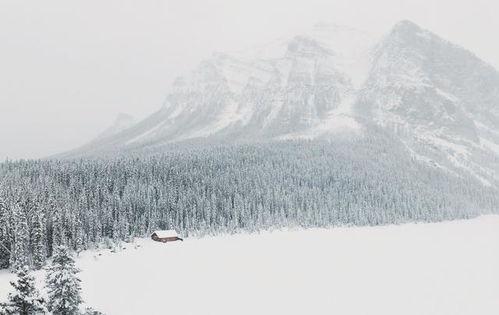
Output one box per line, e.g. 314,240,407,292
357,21,499,186
70,22,377,153
91,113,135,142
66,20,499,186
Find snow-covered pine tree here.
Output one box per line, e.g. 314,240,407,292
74,218,85,256
51,209,65,250
31,205,46,269
9,204,30,269
45,245,83,315
0,197,11,269
0,265,46,315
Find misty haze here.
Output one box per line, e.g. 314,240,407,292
0,1,498,315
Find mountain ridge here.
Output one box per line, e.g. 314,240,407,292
61,20,499,187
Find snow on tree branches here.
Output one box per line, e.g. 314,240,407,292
0,265,46,315
45,246,83,315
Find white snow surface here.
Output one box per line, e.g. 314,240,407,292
1,216,499,315
125,122,164,145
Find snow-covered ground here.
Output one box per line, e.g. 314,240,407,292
1,216,499,315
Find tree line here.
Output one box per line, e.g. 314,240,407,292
0,138,497,270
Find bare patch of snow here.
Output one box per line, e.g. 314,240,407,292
481,138,499,156
435,88,459,102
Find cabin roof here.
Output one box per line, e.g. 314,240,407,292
152,230,178,238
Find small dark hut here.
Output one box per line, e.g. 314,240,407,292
151,230,183,243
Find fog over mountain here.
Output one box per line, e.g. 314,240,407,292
91,113,136,143
66,20,499,187
3,0,499,162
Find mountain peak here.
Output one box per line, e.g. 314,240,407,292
381,20,436,49
286,36,331,57
388,20,433,40
393,20,422,32
66,20,499,185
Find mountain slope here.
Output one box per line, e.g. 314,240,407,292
357,20,499,186
66,23,377,156
92,113,135,142
63,20,499,188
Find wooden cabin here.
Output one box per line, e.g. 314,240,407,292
151,230,183,243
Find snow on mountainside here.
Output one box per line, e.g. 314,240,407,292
65,20,499,187
357,20,499,186
70,23,378,155
92,113,135,142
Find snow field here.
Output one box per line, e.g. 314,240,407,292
1,216,498,315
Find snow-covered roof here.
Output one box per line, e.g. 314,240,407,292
152,230,178,238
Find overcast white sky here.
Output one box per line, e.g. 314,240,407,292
1,0,498,160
